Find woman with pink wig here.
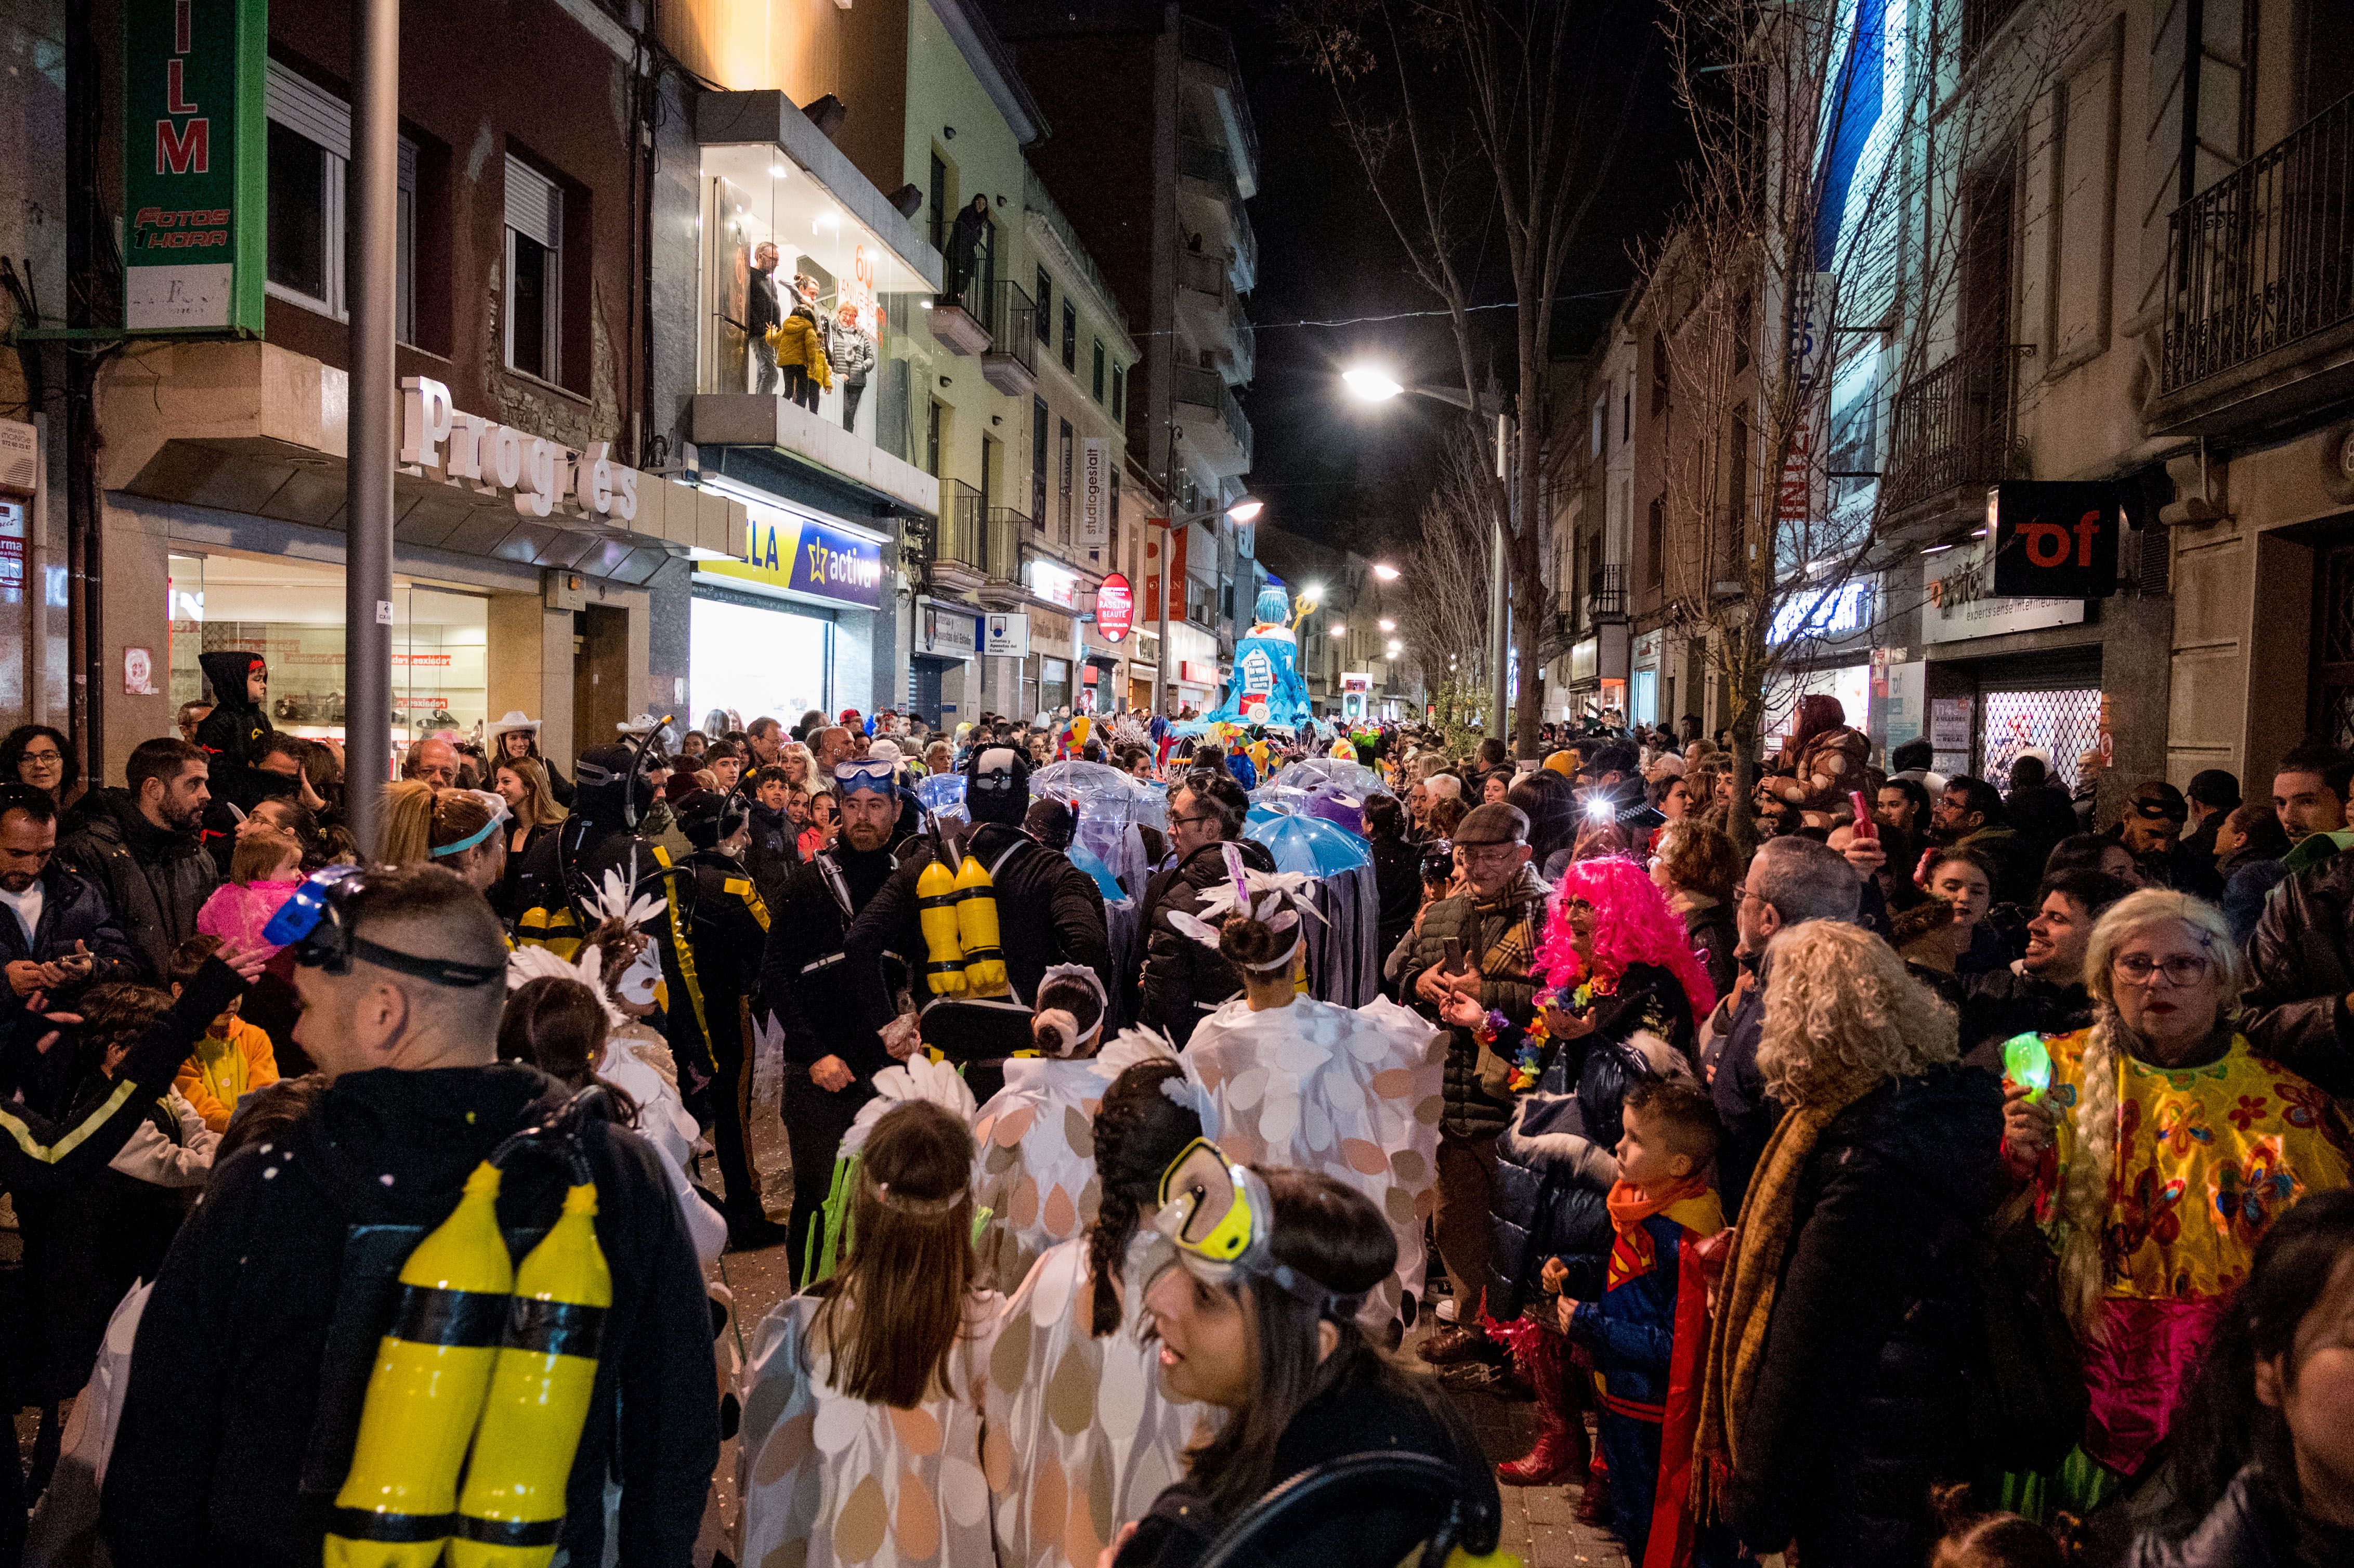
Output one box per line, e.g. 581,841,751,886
1471,855,1717,1507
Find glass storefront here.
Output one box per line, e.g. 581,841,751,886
689,592,833,731
1039,655,1071,716
167,551,488,759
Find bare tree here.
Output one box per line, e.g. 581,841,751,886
1397,428,1501,696
1639,0,2100,842
1287,0,1652,754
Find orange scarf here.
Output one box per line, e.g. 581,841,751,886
1605,1173,1720,1237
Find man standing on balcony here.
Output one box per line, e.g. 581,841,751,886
746,240,783,395
947,193,990,307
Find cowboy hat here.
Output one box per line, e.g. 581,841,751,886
485,711,542,752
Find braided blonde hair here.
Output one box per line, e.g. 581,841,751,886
2059,890,2245,1337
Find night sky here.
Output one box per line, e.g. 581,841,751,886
1207,0,1692,553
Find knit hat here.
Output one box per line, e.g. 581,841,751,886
2185,769,2240,810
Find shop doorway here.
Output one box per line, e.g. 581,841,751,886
909,657,947,726
573,604,631,751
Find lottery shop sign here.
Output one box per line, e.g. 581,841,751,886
123,0,267,332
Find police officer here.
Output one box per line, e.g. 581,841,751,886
673,789,782,1250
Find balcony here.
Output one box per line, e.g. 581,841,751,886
1882,347,2029,528
928,480,992,593
1178,137,1239,207
1172,363,1253,479
930,268,992,358
981,280,1038,397
1175,247,1252,378
2152,92,2354,436
1587,563,1628,624
1178,16,1260,199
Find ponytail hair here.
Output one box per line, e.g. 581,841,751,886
1085,1062,1201,1336
381,781,499,869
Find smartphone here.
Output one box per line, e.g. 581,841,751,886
1850,789,1877,840
1441,937,1466,976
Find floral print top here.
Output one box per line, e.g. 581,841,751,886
2032,1028,2349,1303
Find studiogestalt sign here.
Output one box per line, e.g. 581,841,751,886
122,0,268,332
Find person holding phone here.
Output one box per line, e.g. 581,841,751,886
1396,802,1553,1368
0,785,139,1115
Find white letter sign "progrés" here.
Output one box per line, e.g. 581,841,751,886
399,375,639,523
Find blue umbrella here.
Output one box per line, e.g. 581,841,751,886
1246,810,1370,878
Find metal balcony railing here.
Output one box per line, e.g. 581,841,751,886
1883,347,2029,513
1172,363,1253,466
933,480,989,573
1178,137,1238,204
1587,563,1628,623
986,280,1037,373
936,263,990,326
1175,247,1226,299
1179,16,1261,183
2161,91,2354,397
984,508,1029,580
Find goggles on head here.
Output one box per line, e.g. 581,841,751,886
429,790,512,858
1153,1138,1362,1318
834,759,898,797
260,864,507,989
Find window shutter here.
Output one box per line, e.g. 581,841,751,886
505,155,561,250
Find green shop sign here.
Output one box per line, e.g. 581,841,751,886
122,0,266,333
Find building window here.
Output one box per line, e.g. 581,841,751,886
1062,300,1077,371
1621,382,1631,444
1092,340,1106,402
1650,331,1669,416
1112,363,1125,420
1031,397,1049,526
926,397,944,478
1647,495,1665,586
263,61,415,342
1035,268,1052,343
504,155,562,383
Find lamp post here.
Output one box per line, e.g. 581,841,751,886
1342,368,1511,748
343,0,400,855
1153,494,1261,718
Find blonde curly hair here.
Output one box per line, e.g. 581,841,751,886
1757,921,1958,1108
2057,888,2243,1337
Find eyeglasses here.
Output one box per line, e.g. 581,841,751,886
19,750,61,766
1456,844,1523,865
2113,953,2213,987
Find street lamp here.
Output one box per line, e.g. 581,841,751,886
1339,361,1508,746
1378,618,1395,633
1152,493,1265,718
1328,623,1346,637
1371,561,1401,581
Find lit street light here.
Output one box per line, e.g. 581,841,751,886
1328,623,1347,636
1342,367,1405,402
1371,561,1401,581
1227,498,1265,523
1152,493,1265,717
1378,618,1395,632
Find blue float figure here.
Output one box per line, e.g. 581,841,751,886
1203,586,1316,730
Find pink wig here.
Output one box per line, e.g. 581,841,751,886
1537,855,1718,1023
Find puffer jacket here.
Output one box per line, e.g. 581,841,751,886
1486,964,1695,1320
1398,865,1551,1140
1724,1063,2005,1567
2125,1465,2348,1568
1138,837,1279,1046
765,311,832,386
2240,852,2354,1096
55,789,223,986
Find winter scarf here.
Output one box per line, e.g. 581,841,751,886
1691,1069,1879,1516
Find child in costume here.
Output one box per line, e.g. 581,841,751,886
167,935,279,1134
1556,1077,1729,1568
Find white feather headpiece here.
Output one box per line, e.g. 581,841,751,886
505,942,626,1030
839,1052,981,1159
1164,843,1324,969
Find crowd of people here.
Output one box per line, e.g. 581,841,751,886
0,667,2347,1568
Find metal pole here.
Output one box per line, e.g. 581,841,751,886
343,0,399,856
1488,413,1511,748
1153,516,1172,717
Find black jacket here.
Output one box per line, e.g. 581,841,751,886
56,788,223,986
193,650,277,812
2239,853,2354,1096
1113,1354,1496,1568
1368,834,1423,976
1487,965,1695,1317
845,824,1113,1032
1959,963,2093,1067
0,857,141,1116
1707,953,1775,1221
1138,838,1279,1046
100,1062,718,1568
1680,897,1738,1003
2125,1466,2353,1568
1725,1064,2005,1566
761,839,922,1078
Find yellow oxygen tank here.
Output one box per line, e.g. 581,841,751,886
449,1182,614,1568
326,1162,515,1568
952,855,1009,996
917,859,969,997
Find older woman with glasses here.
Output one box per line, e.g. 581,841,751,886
0,725,79,810
2002,887,2349,1518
